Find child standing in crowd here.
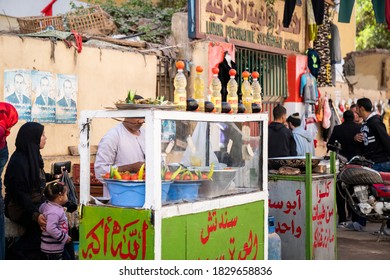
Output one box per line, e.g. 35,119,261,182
39,181,71,260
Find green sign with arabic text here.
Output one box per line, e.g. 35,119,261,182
162,201,265,260
79,206,154,260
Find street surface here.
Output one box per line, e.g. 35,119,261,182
337,220,390,260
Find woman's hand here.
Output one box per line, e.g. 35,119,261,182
38,214,47,231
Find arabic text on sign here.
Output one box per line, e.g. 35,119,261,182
81,216,149,260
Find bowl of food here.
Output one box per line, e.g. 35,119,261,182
199,168,238,198
268,156,322,170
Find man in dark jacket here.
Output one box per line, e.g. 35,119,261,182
350,98,390,232
327,110,362,228
355,98,390,170
268,105,297,158
327,110,362,161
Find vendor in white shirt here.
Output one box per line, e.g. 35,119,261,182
95,117,145,183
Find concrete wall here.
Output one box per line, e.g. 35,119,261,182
0,34,157,168
353,53,388,90
334,7,356,59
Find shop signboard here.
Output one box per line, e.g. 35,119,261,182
311,178,336,259
268,175,336,260
188,0,305,54
79,206,154,260
162,201,265,260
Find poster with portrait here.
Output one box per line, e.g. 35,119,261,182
31,70,56,123
3,69,32,121
56,74,77,124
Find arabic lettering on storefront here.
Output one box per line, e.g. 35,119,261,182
312,180,335,249
199,210,259,260
199,0,301,52
269,189,303,238
81,216,149,260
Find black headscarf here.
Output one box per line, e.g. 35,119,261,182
5,122,44,194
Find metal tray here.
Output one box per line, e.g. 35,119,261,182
172,180,206,184
115,103,177,110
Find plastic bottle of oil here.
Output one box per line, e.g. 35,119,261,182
251,71,262,112
193,65,205,112
210,67,222,113
226,69,238,113
241,70,252,113
173,60,187,111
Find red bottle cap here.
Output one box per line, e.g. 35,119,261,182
176,60,185,70
229,69,236,76
196,66,203,73
252,71,259,79
242,71,250,78
212,67,219,75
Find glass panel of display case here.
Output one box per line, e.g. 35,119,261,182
161,119,263,202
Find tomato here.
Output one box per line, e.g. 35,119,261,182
175,175,181,180
130,173,138,180
164,171,172,181
103,172,110,179
201,173,208,180
142,173,146,180
121,173,131,180
192,174,199,180
183,174,191,180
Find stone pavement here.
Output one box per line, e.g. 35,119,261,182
337,220,390,260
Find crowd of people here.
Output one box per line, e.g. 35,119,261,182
268,104,316,158
268,97,390,233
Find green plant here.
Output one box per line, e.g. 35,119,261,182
87,0,185,44
356,0,390,50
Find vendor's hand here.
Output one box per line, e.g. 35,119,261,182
131,162,145,172
66,236,72,243
119,162,145,173
354,133,364,142
38,214,47,231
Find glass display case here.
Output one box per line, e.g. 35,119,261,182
78,109,269,260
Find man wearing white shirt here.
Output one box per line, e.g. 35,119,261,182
94,118,146,183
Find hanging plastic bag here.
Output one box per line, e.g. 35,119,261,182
61,170,78,210
180,122,220,167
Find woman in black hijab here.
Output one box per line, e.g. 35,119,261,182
4,122,48,259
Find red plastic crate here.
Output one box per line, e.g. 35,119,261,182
73,163,103,186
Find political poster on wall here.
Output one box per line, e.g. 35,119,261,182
3,70,78,124
4,69,32,121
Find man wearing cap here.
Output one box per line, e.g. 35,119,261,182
287,113,315,156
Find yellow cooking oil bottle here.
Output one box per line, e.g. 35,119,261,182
226,69,238,113
210,67,222,113
241,70,252,113
173,60,187,111
251,71,262,112
193,65,205,112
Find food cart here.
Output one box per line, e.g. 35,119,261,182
268,154,337,260
77,108,269,260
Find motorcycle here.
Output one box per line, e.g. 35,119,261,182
332,143,390,240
